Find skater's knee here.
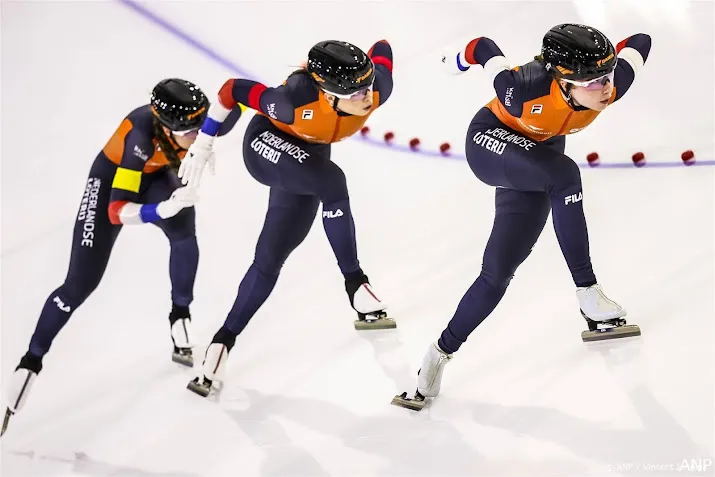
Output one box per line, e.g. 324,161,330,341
169,233,198,249
254,229,305,276
548,157,581,193
316,167,348,203
251,257,283,280
161,209,197,241
59,277,100,308
480,265,515,291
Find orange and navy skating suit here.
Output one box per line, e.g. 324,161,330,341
455,34,652,141
25,104,238,359
194,40,394,342
434,33,652,356
199,40,393,145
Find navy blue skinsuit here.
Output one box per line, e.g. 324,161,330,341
438,34,652,354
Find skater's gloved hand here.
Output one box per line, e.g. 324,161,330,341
440,50,471,75
178,131,215,188
157,186,199,219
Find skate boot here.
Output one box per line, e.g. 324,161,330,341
346,273,395,330
391,342,452,411
169,305,194,366
577,284,640,342
2,352,43,437
187,328,235,398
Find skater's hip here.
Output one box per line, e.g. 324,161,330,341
465,108,567,189
243,115,334,190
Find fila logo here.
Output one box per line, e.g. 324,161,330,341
53,296,71,312
302,110,314,120
322,209,344,218
531,104,543,114
565,192,583,205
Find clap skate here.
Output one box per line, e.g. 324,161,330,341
187,343,229,398
2,353,42,437
577,284,640,342
346,274,396,330
169,306,194,366
392,342,452,411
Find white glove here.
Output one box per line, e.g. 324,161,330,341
441,50,472,75
157,186,200,219
178,132,215,188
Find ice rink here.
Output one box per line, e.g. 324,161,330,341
1,1,713,476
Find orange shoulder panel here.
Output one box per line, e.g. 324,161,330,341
102,119,133,165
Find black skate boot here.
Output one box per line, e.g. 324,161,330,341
169,304,194,366
345,272,395,330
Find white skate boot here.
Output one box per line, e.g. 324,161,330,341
391,342,453,411
2,353,42,437
345,274,395,330
169,306,194,367
577,284,640,342
186,343,229,398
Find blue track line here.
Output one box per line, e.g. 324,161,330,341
116,0,713,170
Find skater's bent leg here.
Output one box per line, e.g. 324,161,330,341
504,152,595,286
154,208,198,308
438,189,550,354
145,169,199,308
467,115,596,286
221,189,319,339
315,162,361,278
242,116,361,278
29,172,120,359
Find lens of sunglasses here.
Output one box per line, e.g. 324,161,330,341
583,71,615,90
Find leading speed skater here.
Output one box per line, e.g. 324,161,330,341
392,23,652,411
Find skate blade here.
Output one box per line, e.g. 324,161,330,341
1,408,13,438
582,325,641,342
186,378,211,398
354,317,396,330
172,349,194,367
390,392,425,411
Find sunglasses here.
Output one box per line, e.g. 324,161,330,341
562,70,615,91
324,81,374,100
171,128,199,137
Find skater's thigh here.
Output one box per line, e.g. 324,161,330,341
143,168,196,240
466,110,577,193
242,116,339,198
65,157,122,295
254,188,320,272
481,188,551,285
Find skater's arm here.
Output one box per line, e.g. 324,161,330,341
368,40,393,106
612,33,652,102
199,79,296,138
444,37,523,115
107,127,165,225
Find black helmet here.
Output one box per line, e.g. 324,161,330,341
307,41,375,95
150,78,208,131
541,24,616,81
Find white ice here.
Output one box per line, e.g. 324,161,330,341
1,1,713,476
